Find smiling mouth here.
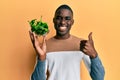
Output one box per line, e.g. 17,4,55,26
59,26,67,32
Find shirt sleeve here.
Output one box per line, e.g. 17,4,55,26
31,59,46,80
90,56,105,80
83,55,105,80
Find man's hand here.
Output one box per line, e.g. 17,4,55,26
80,32,98,58
29,31,47,61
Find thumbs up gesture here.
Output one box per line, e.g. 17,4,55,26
80,32,98,58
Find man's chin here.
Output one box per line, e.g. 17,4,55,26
58,31,67,36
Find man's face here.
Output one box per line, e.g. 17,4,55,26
53,9,74,36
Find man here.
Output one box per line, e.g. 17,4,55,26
29,4,105,80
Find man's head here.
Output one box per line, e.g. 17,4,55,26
55,4,73,16
53,4,74,37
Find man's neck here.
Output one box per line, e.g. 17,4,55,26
54,34,71,40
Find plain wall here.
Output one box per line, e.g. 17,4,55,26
0,0,120,80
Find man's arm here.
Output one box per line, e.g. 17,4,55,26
29,31,47,80
80,32,105,80
31,60,46,80
83,55,105,80
90,56,105,80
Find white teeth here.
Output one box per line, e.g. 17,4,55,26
59,26,67,31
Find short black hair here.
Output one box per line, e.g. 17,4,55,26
55,4,73,15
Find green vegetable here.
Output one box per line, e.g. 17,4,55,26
28,17,49,36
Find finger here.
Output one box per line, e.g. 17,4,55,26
29,31,34,42
88,32,93,42
83,48,87,52
42,35,47,45
33,32,38,41
44,35,47,41
80,40,87,51
42,35,47,53
82,48,88,54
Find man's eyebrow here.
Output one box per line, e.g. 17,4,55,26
56,16,71,17
55,16,72,20
65,16,71,18
56,16,61,17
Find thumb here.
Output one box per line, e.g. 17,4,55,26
88,32,93,42
43,35,47,42
42,35,47,47
42,36,47,53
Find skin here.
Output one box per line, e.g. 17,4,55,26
53,9,74,39
29,9,98,61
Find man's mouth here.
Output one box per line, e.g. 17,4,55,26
59,26,67,32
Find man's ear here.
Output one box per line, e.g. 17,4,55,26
71,19,74,25
53,17,55,23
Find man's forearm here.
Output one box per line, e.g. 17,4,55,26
31,60,46,80
90,56,105,80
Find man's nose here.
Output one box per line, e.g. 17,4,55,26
61,18,66,24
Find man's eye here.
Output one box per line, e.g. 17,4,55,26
65,17,71,20
56,17,62,20
55,16,71,20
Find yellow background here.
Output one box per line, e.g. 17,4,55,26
0,0,120,80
